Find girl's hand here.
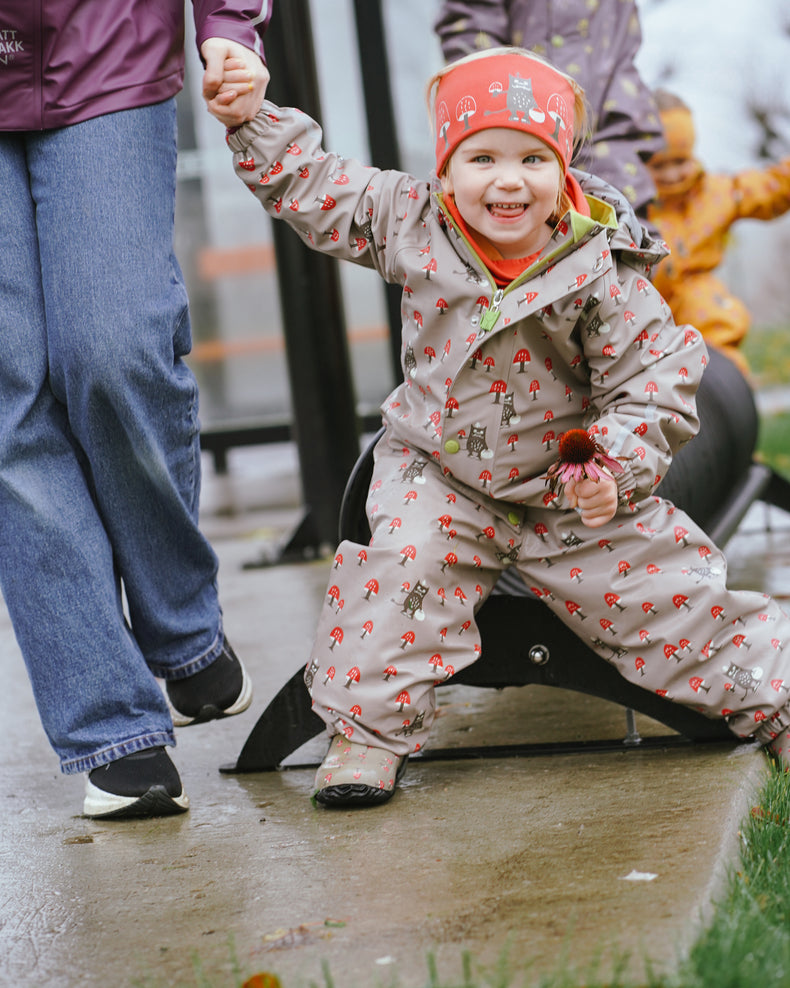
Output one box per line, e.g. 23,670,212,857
564,475,618,528
200,39,270,127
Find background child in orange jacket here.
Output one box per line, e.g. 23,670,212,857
647,89,790,376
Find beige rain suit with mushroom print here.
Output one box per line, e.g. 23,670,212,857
228,102,790,756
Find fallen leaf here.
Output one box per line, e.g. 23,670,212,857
242,975,282,988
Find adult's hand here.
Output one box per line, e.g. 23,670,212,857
201,37,270,127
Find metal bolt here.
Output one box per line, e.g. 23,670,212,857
528,644,550,665
623,707,643,746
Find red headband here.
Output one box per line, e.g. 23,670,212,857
434,52,576,175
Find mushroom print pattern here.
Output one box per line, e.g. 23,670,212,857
227,87,790,769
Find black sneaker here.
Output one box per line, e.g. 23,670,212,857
166,639,252,727
83,747,189,819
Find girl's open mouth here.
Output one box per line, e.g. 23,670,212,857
487,202,526,219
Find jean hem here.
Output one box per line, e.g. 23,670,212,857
61,731,176,776
150,623,224,681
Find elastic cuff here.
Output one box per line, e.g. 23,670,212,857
752,710,790,746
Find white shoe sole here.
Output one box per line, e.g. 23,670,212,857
83,779,189,819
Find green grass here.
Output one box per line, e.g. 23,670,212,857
666,764,790,988
741,323,790,479
754,410,790,478
743,324,790,391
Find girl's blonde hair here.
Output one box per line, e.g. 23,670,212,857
427,47,591,221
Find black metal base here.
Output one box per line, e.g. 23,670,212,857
268,736,740,776
221,593,736,773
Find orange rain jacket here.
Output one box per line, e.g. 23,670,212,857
648,157,790,374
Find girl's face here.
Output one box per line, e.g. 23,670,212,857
440,128,562,259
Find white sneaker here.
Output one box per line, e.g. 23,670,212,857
83,747,189,819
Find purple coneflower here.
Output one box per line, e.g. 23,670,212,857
545,429,624,493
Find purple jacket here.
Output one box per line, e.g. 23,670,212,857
0,0,271,132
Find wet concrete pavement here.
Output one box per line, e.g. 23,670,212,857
0,443,786,988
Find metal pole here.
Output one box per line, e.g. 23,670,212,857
352,0,403,388
251,0,362,562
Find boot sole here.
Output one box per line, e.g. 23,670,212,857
314,782,398,807
314,757,408,808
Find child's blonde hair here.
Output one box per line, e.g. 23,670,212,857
427,47,591,221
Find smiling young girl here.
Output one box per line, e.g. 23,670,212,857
225,48,790,806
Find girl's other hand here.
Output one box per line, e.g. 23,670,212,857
564,475,618,528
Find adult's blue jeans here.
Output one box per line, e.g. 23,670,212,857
0,100,224,773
